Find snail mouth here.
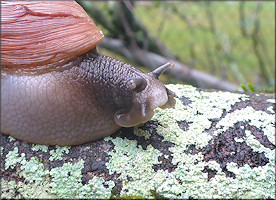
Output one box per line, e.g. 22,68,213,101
114,103,154,127
160,87,176,109
114,87,176,128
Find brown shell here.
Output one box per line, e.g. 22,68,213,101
1,1,104,69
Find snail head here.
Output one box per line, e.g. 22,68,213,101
114,62,176,127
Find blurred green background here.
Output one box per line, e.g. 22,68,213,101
79,1,275,93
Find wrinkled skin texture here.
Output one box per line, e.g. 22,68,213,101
1,49,175,145
1,1,175,146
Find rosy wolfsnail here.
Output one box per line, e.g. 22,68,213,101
1,1,176,145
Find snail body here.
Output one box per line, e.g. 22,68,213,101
1,1,176,146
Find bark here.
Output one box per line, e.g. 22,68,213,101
1,85,275,199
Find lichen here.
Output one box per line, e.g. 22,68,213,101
8,136,16,142
104,84,275,198
50,160,114,198
31,144,49,152
3,84,275,199
87,176,115,199
266,98,275,103
3,146,114,198
20,157,50,183
267,106,275,114
215,106,275,146
227,162,275,198
134,127,151,139
5,147,24,170
153,85,249,149
1,180,58,199
49,146,71,161
104,137,163,198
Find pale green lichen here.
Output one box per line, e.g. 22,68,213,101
104,137,162,198
3,84,275,199
227,162,275,198
234,137,244,143
5,147,24,170
50,160,86,198
1,181,18,198
215,106,275,146
134,127,151,139
31,144,71,161
104,84,275,199
3,146,114,198
3,146,55,198
31,144,49,152
153,84,250,167
20,157,50,183
87,176,115,199
5,147,49,183
50,160,114,198
8,136,16,142
1,180,58,199
266,98,275,103
153,85,249,150
49,146,71,161
267,106,275,114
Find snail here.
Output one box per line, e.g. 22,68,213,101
1,1,176,146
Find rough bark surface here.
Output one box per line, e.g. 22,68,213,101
1,84,275,199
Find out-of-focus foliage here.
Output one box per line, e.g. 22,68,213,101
240,83,256,93
81,1,275,92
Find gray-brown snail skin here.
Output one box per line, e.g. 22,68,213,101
1,1,176,146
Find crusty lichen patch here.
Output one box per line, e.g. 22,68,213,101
133,126,151,139
2,84,275,199
50,160,114,198
104,137,163,198
1,179,58,199
104,84,275,198
266,98,275,104
2,144,114,199
154,85,250,149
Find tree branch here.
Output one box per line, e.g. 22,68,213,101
98,37,242,92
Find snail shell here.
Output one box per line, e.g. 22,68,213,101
1,1,103,69
1,1,176,146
